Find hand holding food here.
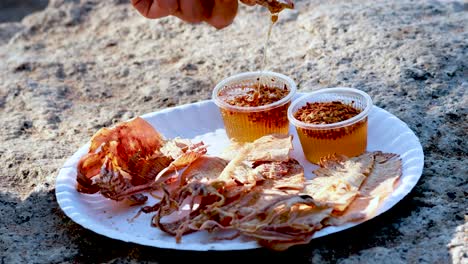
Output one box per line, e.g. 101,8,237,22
131,0,294,29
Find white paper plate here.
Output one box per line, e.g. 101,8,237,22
55,93,424,251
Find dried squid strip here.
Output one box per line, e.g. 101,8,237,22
326,152,402,225
304,152,375,212
233,194,332,251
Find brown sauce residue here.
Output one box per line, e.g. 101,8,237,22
218,83,289,107
294,101,362,125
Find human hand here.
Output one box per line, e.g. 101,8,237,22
131,0,257,29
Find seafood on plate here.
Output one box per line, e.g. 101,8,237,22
149,134,305,241
76,117,207,204
75,116,402,250
324,152,402,226
141,132,402,250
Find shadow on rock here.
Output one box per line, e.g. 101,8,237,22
0,180,463,263
0,0,49,23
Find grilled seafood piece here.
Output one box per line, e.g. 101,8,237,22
325,152,402,225
151,134,308,243
76,117,207,204
233,193,332,251
77,117,166,194
304,152,375,212
152,156,229,241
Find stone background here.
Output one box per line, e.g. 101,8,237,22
0,0,466,263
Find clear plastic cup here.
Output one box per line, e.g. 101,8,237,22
287,88,373,164
212,71,297,142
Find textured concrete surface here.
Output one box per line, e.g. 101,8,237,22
0,0,466,263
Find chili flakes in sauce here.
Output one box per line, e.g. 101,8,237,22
294,101,361,125
219,83,289,107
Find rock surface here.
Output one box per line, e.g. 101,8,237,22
0,0,466,263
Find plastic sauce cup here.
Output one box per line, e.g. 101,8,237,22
213,71,297,142
287,88,373,164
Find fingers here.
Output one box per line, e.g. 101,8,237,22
205,0,238,29
175,0,205,23
131,0,178,19
158,0,179,13
131,0,239,29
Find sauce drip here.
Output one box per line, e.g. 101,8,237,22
256,0,294,90
260,13,278,75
